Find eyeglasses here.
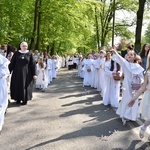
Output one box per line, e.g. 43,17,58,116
22,45,27,47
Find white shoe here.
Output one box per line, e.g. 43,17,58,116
122,118,126,126
139,126,146,139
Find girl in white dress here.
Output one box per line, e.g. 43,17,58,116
47,55,53,84
91,54,99,88
103,52,112,105
110,60,122,108
112,49,144,125
0,54,10,131
82,54,93,86
36,58,48,92
103,51,122,108
80,57,86,78
128,56,150,141
78,56,83,77
52,56,58,78
97,50,106,97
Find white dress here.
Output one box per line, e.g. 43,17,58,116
80,59,85,78
109,62,122,108
103,60,121,108
91,59,99,88
47,58,53,84
91,59,96,88
52,59,58,78
36,67,48,88
97,57,106,96
103,60,111,105
113,52,144,121
0,54,10,129
82,59,93,86
140,70,150,119
78,59,82,77
58,56,62,70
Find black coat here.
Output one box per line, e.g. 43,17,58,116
9,51,36,102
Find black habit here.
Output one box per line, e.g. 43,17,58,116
9,51,36,104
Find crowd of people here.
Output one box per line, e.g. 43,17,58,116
0,41,150,142
77,43,150,141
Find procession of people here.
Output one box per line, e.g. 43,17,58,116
77,43,150,141
0,41,150,143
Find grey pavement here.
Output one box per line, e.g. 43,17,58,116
0,68,150,150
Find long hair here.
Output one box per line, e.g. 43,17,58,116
110,60,120,72
38,58,44,69
6,44,13,58
140,44,150,58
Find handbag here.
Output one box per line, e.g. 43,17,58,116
131,75,142,90
113,72,121,81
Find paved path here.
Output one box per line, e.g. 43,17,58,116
0,68,150,150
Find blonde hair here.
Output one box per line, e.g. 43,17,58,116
105,52,111,61
38,58,44,68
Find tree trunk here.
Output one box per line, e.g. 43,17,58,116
50,41,55,56
57,42,61,54
29,0,39,50
35,0,41,50
134,0,146,52
95,6,100,51
100,0,113,47
112,0,116,47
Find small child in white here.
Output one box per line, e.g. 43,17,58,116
112,48,144,125
128,55,150,141
36,58,48,92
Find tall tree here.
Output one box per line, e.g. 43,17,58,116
29,0,39,50
134,0,146,52
35,0,42,50
94,6,100,51
143,23,150,43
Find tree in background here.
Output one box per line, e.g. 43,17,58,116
0,0,145,55
134,0,146,52
142,23,150,44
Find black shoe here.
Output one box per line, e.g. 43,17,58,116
16,100,21,104
21,101,27,105
5,109,7,115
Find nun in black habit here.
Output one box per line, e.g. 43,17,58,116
9,41,37,105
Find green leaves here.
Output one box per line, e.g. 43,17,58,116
0,0,140,54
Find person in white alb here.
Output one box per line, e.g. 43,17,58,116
128,54,150,141
47,54,53,84
0,54,10,131
111,48,144,125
